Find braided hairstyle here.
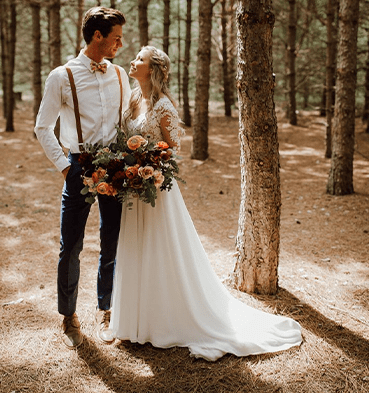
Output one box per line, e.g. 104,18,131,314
124,46,176,122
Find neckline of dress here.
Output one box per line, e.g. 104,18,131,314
130,96,168,121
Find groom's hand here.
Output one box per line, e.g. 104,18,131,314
62,166,70,180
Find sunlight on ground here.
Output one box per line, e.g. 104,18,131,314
0,213,22,227
1,266,26,285
280,146,321,156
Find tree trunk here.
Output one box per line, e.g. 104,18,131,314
5,0,16,132
49,0,61,140
325,0,338,158
182,0,192,127
327,0,359,196
163,0,170,55
191,0,213,160
31,0,42,126
221,0,232,117
287,0,297,125
362,29,369,128
232,0,280,295
110,0,116,7
227,0,236,106
49,0,61,69
0,0,9,119
177,0,181,104
138,0,150,47
75,0,84,56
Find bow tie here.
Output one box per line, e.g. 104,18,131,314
90,61,107,73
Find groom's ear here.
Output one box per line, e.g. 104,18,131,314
93,30,103,41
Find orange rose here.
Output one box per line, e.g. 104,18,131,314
155,141,169,150
96,182,117,196
127,135,147,150
96,182,110,195
138,166,154,179
91,172,100,183
106,186,117,196
125,166,139,179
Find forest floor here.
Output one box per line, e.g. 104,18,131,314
0,99,369,393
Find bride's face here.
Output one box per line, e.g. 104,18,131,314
129,50,151,81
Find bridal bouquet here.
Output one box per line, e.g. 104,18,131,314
78,128,184,207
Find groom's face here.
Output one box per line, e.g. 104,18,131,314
98,24,123,59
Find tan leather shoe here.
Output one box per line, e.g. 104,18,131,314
61,313,83,349
95,309,115,344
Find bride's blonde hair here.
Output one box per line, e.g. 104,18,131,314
124,46,176,122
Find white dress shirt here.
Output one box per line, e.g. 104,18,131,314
34,51,131,172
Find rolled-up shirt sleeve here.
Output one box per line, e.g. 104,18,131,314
34,67,70,172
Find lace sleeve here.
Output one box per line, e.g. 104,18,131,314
155,98,184,150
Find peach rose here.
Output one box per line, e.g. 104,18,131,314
83,177,94,188
127,135,147,150
96,167,107,179
155,141,169,150
125,166,139,179
153,170,165,188
138,166,154,179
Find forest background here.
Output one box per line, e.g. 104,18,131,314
3,0,369,118
1,0,369,392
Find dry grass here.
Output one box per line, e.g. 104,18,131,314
1,100,369,393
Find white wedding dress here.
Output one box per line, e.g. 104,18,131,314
109,97,302,361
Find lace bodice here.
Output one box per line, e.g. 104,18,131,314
125,96,182,149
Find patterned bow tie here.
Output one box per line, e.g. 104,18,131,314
90,61,107,73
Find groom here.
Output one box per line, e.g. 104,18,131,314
34,7,131,348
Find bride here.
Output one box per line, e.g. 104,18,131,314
109,46,302,361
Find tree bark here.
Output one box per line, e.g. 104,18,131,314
227,0,236,106
191,0,213,160
362,29,369,131
138,0,150,47
163,0,170,55
182,0,192,127
0,0,9,119
327,0,359,196
287,0,297,125
5,0,16,132
221,0,232,117
177,0,181,104
49,0,61,69
31,0,42,126
75,0,84,56
232,0,280,295
48,0,61,140
325,0,338,158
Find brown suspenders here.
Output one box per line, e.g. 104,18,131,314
65,64,123,152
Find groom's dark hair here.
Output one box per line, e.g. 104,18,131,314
82,7,126,44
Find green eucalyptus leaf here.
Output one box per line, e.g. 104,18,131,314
81,185,90,195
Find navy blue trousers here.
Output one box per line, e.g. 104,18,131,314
58,153,122,316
